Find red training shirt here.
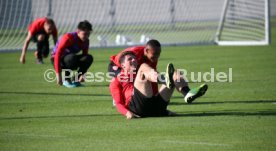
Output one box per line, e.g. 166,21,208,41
110,46,158,94
109,72,136,115
51,32,89,74
28,17,58,38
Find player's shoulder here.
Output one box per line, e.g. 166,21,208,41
32,17,47,25
122,46,145,58
109,77,122,89
126,46,145,52
62,32,75,40
111,76,120,83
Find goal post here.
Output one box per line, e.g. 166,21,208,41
215,0,270,46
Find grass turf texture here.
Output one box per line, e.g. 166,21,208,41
0,28,276,150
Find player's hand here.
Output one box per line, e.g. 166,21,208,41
112,65,119,71
125,111,134,120
78,75,85,82
20,55,25,64
56,73,62,86
125,111,140,120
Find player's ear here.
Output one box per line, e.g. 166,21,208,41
144,47,149,54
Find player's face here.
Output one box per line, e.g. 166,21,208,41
122,54,137,72
44,23,54,34
144,45,161,63
77,29,91,42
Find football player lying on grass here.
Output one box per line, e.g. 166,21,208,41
109,51,208,119
108,40,161,100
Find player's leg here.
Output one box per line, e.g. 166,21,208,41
153,64,182,116
75,54,93,84
62,53,79,70
35,34,47,64
129,63,175,117
127,63,155,117
128,63,161,117
158,63,176,102
159,64,208,104
159,68,191,101
170,67,208,103
60,53,79,87
134,63,159,98
171,68,208,104
41,35,50,58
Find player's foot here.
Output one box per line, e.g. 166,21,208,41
167,110,178,116
63,80,77,88
36,59,44,64
72,81,83,87
165,63,175,89
184,84,208,103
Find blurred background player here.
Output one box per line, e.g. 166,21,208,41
109,52,208,119
51,20,93,88
20,17,58,64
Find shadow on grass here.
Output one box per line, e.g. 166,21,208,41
83,84,109,87
174,109,276,117
0,113,120,120
169,100,276,106
0,91,110,97
1,110,275,121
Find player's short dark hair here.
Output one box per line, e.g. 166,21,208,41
146,39,161,48
45,18,56,26
119,51,136,65
77,20,93,31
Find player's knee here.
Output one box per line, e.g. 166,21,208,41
64,54,79,69
139,63,149,71
84,54,93,64
88,54,94,63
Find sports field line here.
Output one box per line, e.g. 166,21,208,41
0,132,66,138
162,140,232,147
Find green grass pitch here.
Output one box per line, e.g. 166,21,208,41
0,27,276,150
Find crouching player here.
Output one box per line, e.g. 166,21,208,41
51,20,93,88
109,51,208,119
20,17,58,64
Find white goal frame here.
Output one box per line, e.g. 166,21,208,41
215,0,270,46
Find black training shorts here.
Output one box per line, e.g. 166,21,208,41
128,87,169,117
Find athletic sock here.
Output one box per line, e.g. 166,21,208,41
181,86,190,96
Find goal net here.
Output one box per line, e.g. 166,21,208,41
0,0,270,51
215,0,270,45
